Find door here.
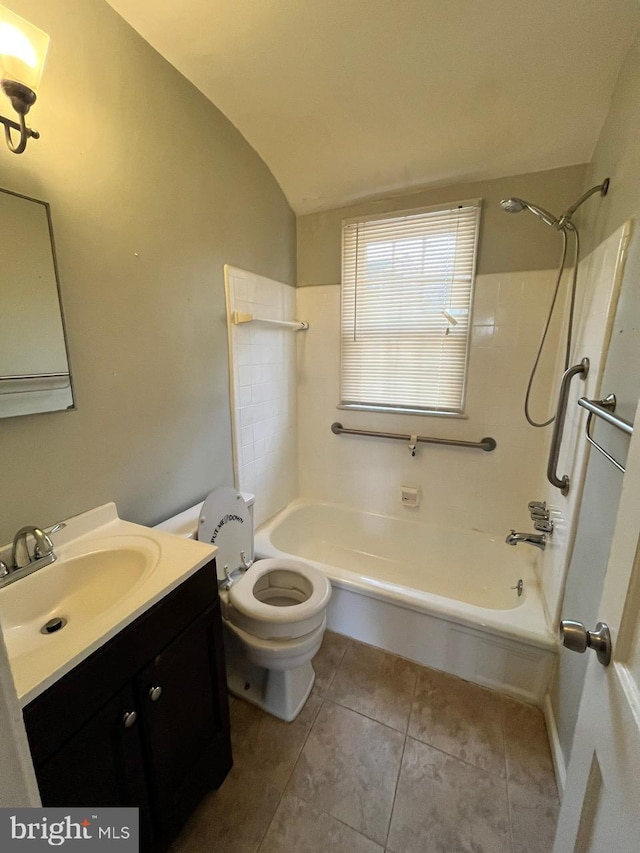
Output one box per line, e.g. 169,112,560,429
553,398,640,852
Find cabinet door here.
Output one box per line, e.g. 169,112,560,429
137,604,232,840
36,684,155,846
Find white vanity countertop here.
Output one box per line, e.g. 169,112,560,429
0,503,217,707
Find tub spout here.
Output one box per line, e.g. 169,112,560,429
505,529,546,550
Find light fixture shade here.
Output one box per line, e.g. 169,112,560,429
0,4,49,94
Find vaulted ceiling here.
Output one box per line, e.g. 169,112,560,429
108,0,640,214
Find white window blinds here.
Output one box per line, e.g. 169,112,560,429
340,200,481,415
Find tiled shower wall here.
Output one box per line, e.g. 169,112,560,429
536,222,631,625
225,266,298,527
295,270,564,536
294,231,629,628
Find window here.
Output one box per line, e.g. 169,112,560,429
340,200,480,416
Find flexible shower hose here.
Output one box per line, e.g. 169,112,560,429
524,225,580,428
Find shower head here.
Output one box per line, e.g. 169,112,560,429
500,198,527,213
499,197,558,228
500,179,610,231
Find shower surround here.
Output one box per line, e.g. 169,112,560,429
224,265,298,527
296,269,563,536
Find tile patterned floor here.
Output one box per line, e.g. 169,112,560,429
171,631,559,853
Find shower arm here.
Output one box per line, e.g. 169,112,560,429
557,179,610,229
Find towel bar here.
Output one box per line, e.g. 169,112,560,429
578,395,633,473
231,311,309,331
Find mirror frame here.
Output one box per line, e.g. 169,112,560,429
0,186,76,418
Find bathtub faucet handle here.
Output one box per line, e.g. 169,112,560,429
240,550,254,570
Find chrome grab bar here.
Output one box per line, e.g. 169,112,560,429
546,358,589,495
578,395,633,473
331,422,497,452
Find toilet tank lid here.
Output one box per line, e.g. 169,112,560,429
154,503,202,538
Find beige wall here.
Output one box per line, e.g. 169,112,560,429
297,164,588,286
0,0,295,543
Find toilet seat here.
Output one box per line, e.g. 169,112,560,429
198,485,253,582
229,558,331,623
199,487,332,642
228,558,331,640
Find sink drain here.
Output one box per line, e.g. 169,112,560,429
41,617,67,635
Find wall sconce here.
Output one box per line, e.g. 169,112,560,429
0,4,49,154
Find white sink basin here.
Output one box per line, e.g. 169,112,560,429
0,503,217,706
0,535,159,660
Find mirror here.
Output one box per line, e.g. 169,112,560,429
0,188,75,418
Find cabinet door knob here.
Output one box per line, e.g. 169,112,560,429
122,710,137,728
148,685,162,702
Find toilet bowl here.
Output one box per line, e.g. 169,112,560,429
157,487,331,721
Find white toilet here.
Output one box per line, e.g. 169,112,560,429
159,487,331,722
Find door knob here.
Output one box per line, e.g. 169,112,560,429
559,619,612,666
148,685,162,702
122,710,138,728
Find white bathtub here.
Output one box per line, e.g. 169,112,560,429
255,499,557,704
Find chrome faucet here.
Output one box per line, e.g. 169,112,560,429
11,526,55,569
1,522,65,587
505,529,547,551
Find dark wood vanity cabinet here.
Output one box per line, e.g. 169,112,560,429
23,560,232,851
